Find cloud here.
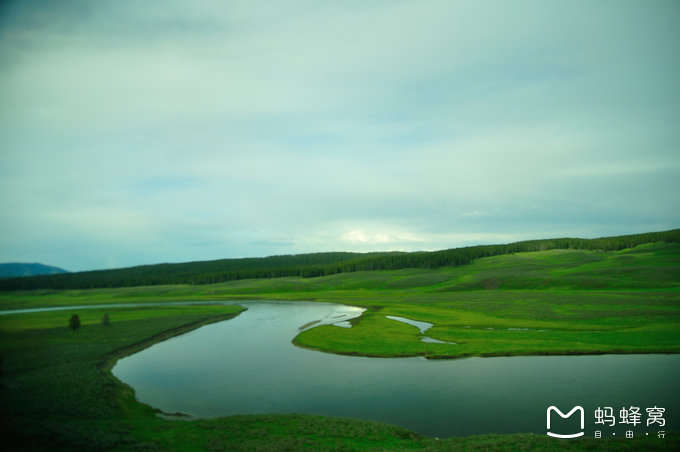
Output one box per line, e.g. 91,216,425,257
0,0,678,270
341,230,391,245
462,211,485,218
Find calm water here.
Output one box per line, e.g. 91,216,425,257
113,301,680,437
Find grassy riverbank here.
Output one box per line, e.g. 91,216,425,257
293,288,679,358
1,242,678,449
1,305,677,451
0,305,246,449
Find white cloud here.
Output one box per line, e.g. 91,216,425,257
341,230,392,245
338,227,428,249
462,211,485,218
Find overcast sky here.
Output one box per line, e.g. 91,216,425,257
1,0,679,271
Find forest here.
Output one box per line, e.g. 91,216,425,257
1,229,678,291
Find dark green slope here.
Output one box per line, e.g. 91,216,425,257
1,229,678,291
0,251,399,290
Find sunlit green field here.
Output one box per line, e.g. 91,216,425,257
294,289,679,358
1,242,678,449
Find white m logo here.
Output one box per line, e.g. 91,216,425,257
546,406,584,438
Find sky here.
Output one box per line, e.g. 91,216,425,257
1,0,679,272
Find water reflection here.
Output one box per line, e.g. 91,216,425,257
113,301,680,437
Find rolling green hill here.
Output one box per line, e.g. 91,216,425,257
287,242,680,359
1,229,678,291
0,251,396,290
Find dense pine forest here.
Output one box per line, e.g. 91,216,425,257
1,229,678,291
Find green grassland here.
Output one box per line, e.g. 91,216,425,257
288,243,680,358
1,242,679,449
3,241,678,305
3,230,677,291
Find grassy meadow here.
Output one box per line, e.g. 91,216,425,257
1,242,678,449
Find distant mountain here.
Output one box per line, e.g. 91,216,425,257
0,263,69,278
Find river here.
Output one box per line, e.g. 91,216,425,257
110,301,680,437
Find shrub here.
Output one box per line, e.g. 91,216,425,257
69,314,81,331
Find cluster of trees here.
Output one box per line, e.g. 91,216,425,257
1,229,677,291
68,313,111,331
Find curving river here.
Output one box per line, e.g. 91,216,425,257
112,301,679,437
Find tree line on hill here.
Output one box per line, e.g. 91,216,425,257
0,229,677,291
